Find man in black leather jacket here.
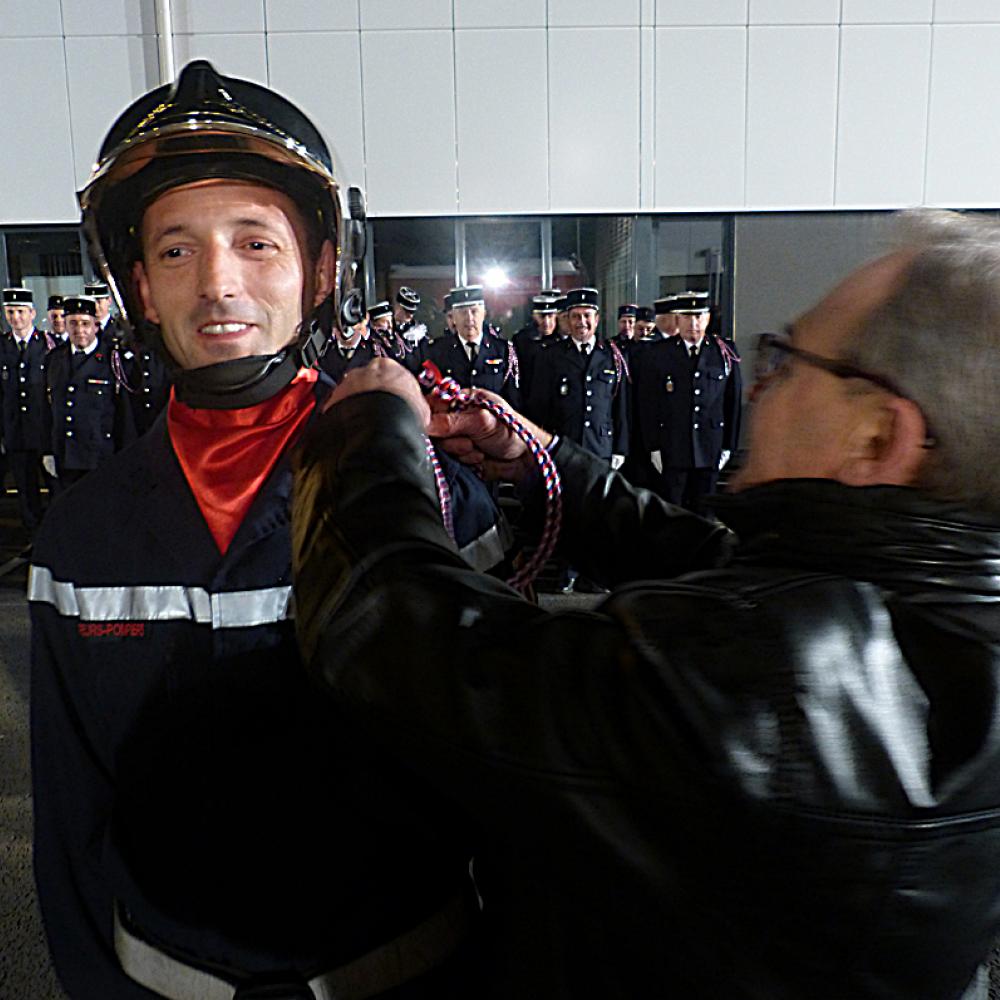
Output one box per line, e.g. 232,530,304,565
292,209,1000,999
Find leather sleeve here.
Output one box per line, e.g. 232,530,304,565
292,393,737,818
546,433,733,587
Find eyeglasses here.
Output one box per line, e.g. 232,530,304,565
752,328,936,446
753,329,910,398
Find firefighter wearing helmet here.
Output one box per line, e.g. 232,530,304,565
29,61,496,999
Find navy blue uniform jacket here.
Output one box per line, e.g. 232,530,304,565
0,329,52,451
45,343,135,470
634,335,741,469
28,378,500,997
525,338,629,460
425,330,520,410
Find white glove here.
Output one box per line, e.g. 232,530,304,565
610,454,624,471
403,323,427,345
42,454,56,477
650,450,663,474
718,449,731,471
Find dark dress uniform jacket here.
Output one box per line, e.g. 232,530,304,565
634,334,741,469
124,346,171,436
295,392,1000,1000
0,330,51,451
46,343,134,471
28,379,502,998
526,338,628,460
320,337,380,383
425,329,520,410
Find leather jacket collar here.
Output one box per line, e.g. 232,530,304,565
712,479,1000,598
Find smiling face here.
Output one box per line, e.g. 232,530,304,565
48,308,66,334
454,302,485,342
568,307,599,343
67,313,98,350
5,304,35,335
134,180,332,370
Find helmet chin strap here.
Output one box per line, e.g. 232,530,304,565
171,309,332,410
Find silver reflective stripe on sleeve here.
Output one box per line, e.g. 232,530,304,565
28,564,293,629
457,522,511,574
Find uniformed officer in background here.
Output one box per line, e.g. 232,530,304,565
614,303,637,346
634,291,741,514
512,291,559,400
425,285,520,408
85,280,120,342
525,286,629,591
1,286,54,535
47,295,67,342
394,286,429,372
635,305,656,340
321,315,380,383
44,295,134,493
525,286,629,469
441,291,456,336
554,295,571,340
368,299,408,361
652,296,680,340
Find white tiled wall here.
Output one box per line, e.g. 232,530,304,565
267,31,366,195
749,0,840,24
4,1,1000,222
836,25,931,206
61,0,156,35
360,29,457,215
0,0,62,36
925,25,1000,206
746,26,839,207
548,28,640,212
654,27,746,209
66,35,161,188
170,0,265,34
266,0,359,32
454,29,548,213
656,0,747,26
0,38,78,221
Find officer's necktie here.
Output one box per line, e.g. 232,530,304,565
689,344,698,360
467,343,478,363
581,342,591,356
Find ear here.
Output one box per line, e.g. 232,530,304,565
838,395,929,488
312,239,335,308
133,260,160,325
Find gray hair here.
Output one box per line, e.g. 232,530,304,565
844,209,1000,514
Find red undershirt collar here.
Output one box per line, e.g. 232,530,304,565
168,368,319,555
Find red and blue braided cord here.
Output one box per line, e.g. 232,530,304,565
418,361,561,594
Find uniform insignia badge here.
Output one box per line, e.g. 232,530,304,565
485,358,502,366
87,378,110,385
666,377,674,393
559,383,569,396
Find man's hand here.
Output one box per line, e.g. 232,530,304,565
427,389,553,484
610,454,624,471
718,449,731,471
650,450,663,474
322,358,430,428
42,455,56,478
